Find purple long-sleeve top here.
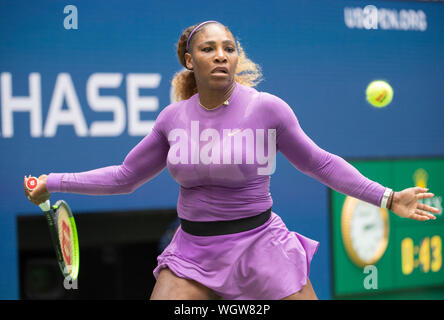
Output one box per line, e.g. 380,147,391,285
46,82,387,221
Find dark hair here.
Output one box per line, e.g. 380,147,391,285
171,22,263,102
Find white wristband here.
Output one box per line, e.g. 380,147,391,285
381,188,393,209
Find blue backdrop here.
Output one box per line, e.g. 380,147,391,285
1,0,443,299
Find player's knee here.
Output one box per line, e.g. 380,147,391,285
282,279,318,300
151,268,215,300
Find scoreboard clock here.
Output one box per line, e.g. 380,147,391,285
401,235,442,275
341,197,389,267
331,158,444,298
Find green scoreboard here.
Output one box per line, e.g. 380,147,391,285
331,158,444,299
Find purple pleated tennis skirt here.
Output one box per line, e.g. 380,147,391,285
153,211,319,300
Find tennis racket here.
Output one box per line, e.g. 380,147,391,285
26,177,80,281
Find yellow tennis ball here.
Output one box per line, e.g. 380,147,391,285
366,80,393,108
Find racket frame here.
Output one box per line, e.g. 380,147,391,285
42,200,80,281
26,177,79,281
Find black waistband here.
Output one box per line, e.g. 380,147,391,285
180,208,272,236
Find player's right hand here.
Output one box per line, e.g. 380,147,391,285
24,175,50,206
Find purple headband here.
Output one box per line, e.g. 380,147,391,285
186,20,219,52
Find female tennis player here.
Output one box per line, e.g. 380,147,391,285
24,21,441,300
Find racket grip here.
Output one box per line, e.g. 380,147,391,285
26,176,39,192
26,176,50,211
39,200,51,212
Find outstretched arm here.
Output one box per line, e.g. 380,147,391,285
25,124,170,205
261,93,440,221
263,92,386,207
46,128,169,195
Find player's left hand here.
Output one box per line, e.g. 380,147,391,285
391,187,441,221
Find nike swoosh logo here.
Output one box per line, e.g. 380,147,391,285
227,129,243,137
